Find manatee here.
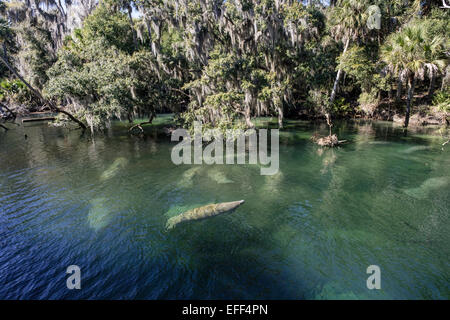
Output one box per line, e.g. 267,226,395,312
401,145,432,154
207,168,234,184
87,198,111,230
262,171,284,194
166,200,245,230
100,157,129,181
164,203,204,218
177,166,202,188
404,176,450,199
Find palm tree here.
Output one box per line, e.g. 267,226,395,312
381,22,447,128
329,0,369,105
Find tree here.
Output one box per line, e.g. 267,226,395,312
328,0,370,106
381,21,447,127
0,11,86,129
43,3,175,133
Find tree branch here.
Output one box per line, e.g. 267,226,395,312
0,53,87,130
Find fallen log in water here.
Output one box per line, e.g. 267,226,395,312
22,117,56,123
166,200,245,230
28,111,54,115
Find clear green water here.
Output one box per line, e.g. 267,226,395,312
0,117,449,299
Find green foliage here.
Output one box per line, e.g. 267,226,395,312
0,16,16,78
1,0,449,131
43,4,169,131
306,89,329,115
0,78,38,107
338,46,375,92
17,21,57,89
81,3,136,54
381,19,447,81
358,89,378,106
433,89,450,113
331,97,352,116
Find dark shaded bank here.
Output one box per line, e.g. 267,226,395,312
290,100,448,127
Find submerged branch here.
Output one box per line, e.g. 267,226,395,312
128,114,155,134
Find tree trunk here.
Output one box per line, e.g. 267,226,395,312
329,38,350,106
404,74,416,128
427,73,435,99
326,113,333,136
244,107,254,128
274,94,283,129
396,75,402,101
0,53,87,130
277,106,284,129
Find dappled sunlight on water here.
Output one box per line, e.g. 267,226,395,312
0,120,449,299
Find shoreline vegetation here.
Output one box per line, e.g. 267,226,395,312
0,0,449,147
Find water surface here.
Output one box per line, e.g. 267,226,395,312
0,118,449,299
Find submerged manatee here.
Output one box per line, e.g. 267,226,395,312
87,197,111,230
166,200,245,230
404,177,450,199
262,171,284,194
177,166,202,188
401,145,432,154
207,167,234,184
100,157,129,181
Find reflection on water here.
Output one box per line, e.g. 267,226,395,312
0,120,449,299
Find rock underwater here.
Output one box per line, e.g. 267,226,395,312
166,200,245,230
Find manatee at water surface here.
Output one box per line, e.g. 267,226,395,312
166,200,245,230
164,203,205,218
